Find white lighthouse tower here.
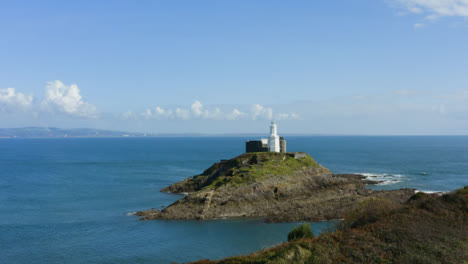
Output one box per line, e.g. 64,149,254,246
268,120,280,152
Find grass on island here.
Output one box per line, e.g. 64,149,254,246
190,186,468,264
203,152,320,189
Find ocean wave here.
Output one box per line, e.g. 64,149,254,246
357,173,406,185
126,212,136,216
415,190,445,194
409,172,430,176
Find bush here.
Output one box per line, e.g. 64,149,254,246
287,223,314,241
408,192,429,202
343,198,399,229
456,185,468,196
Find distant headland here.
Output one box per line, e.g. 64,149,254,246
0,127,147,138
0,126,348,138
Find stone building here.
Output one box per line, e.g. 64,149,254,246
245,121,287,153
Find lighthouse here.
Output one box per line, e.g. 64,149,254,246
268,120,280,152
245,121,286,153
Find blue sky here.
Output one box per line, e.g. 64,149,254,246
1,0,468,134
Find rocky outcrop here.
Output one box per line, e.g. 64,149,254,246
136,152,415,222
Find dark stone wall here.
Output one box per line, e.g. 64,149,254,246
246,141,269,153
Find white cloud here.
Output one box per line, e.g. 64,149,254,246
155,106,165,115
226,108,246,120
251,104,273,120
152,106,174,119
409,6,424,13
414,23,425,28
204,107,223,120
175,107,190,120
189,101,224,119
391,0,468,19
276,112,300,120
41,80,97,118
1,81,98,119
140,101,297,121
0,88,33,112
191,101,203,117
141,108,153,118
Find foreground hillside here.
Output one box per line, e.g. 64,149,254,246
137,152,414,222
190,186,468,264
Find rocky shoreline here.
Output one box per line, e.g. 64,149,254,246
136,152,415,222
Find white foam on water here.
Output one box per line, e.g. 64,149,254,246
126,212,136,216
415,190,446,194
357,173,406,185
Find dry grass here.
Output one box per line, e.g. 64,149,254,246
188,186,468,264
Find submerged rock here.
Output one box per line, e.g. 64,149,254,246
136,152,415,222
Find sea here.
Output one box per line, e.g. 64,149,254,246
1,136,467,263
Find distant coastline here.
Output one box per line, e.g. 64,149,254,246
0,127,342,138
0,127,147,138
1,127,468,138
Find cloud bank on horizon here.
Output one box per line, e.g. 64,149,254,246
137,101,299,121
0,88,33,112
0,81,299,122
1,80,468,135
0,81,98,118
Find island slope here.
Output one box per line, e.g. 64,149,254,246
137,152,415,222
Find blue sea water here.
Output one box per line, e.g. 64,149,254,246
1,136,467,263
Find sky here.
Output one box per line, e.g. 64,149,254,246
1,0,468,135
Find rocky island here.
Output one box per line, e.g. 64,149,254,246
136,152,415,222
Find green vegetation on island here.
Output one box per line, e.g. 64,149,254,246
204,152,320,189
161,152,320,192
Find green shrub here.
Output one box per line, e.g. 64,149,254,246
343,198,399,228
287,223,314,241
408,191,429,202
456,185,468,196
